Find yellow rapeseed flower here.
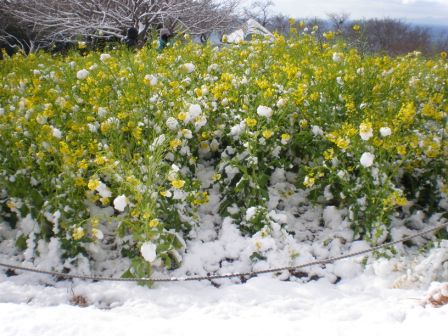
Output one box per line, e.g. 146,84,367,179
303,176,315,188
423,139,441,158
149,219,160,228
170,138,182,150
94,156,106,165
177,112,187,121
193,191,209,205
395,195,408,207
397,102,416,124
87,178,100,191
171,179,185,189
194,88,203,97
59,141,70,155
336,137,350,150
132,127,142,140
323,148,334,161
160,190,172,197
262,129,274,139
200,141,210,153
246,118,257,127
73,176,85,187
441,183,448,194
397,145,407,155
359,121,373,141
281,133,291,144
126,176,139,186
100,197,110,206
6,200,16,210
323,31,335,40
130,209,140,218
72,227,85,240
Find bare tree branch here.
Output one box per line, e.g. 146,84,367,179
243,0,274,27
0,0,239,51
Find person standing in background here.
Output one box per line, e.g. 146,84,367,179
158,28,171,51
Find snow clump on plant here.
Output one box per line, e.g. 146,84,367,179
113,195,128,212
166,117,179,130
100,53,111,62
144,74,158,86
360,152,375,167
359,122,373,141
141,242,157,262
181,63,196,73
185,104,202,123
76,69,89,80
380,127,392,137
257,105,273,118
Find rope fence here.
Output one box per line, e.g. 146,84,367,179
0,222,447,283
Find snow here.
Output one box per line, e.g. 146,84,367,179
225,29,244,43
360,152,375,167
182,63,196,74
144,74,158,86
1,158,448,335
185,103,202,123
96,182,112,198
113,195,127,212
140,242,157,262
166,116,179,130
92,229,104,240
51,126,62,139
3,192,448,334
1,238,448,336
99,53,111,62
76,69,89,80
1,271,447,336
311,125,324,136
333,52,343,62
256,105,273,118
380,126,392,137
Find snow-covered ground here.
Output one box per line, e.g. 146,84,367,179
0,272,447,336
1,242,448,336
1,172,447,335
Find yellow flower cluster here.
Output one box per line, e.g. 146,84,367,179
1,25,446,272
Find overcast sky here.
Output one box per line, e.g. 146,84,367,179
248,0,448,25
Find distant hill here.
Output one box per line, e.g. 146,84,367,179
425,25,448,42
406,19,448,42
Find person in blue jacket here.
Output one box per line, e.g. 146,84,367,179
158,28,171,51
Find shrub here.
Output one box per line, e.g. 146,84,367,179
0,27,447,278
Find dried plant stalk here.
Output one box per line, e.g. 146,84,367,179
424,283,448,307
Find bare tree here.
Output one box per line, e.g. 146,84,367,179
0,1,43,53
266,14,290,36
0,0,238,52
344,18,432,56
168,0,238,35
244,0,274,27
434,35,448,53
327,12,350,34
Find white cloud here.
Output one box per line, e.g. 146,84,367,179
401,0,448,3
268,0,448,23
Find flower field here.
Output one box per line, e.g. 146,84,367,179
1,28,447,280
